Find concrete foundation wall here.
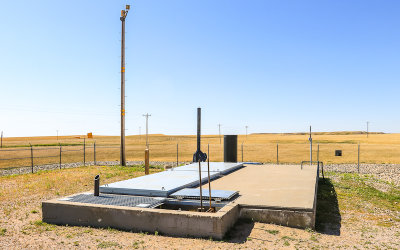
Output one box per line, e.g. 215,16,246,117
42,200,239,240
239,207,315,229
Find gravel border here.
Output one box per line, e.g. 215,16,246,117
1,162,399,186
0,161,189,177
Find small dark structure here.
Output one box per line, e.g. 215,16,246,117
94,175,100,196
224,135,238,162
335,150,342,156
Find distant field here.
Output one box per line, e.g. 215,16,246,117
1,132,400,169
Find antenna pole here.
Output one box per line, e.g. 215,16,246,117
120,5,130,166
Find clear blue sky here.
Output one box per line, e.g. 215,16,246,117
1,0,399,137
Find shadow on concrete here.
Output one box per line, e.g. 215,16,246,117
223,218,255,243
316,178,342,235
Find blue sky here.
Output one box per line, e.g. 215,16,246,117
1,0,399,137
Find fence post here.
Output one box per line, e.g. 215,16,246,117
94,141,96,165
176,143,178,167
241,143,243,162
317,144,319,163
59,145,62,169
83,138,86,166
30,143,34,173
145,148,150,175
276,143,279,165
358,143,360,173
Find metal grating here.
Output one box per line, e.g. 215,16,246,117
170,188,238,201
63,193,166,208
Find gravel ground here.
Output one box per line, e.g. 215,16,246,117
0,161,189,177
324,163,400,186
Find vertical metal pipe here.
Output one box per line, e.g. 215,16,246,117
120,12,127,166
94,141,96,165
218,124,221,144
198,160,203,211
276,143,279,165
241,143,244,162
358,143,360,173
83,138,86,166
176,143,179,167
207,144,212,211
145,148,150,175
197,108,201,153
59,145,62,169
94,175,100,196
30,143,33,173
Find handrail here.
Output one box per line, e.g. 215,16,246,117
300,160,324,179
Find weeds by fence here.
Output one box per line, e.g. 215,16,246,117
1,139,399,173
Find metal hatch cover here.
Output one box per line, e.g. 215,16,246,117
170,188,238,201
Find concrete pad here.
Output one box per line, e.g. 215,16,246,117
202,164,319,228
203,164,318,210
42,163,320,238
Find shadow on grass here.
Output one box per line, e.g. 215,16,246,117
223,218,254,243
316,178,341,235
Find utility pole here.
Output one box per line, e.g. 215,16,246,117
218,124,222,144
245,126,248,139
143,113,151,148
309,126,312,163
366,121,369,138
56,130,59,141
120,5,130,166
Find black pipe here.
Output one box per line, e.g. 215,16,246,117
94,175,100,196
193,107,207,162
197,107,201,152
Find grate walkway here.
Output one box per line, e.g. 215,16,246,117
64,193,165,208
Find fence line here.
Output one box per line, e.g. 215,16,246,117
0,142,399,173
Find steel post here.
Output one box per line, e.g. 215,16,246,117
198,160,203,211
59,145,62,169
207,144,212,211
176,143,179,167
241,143,243,162
145,148,149,175
276,143,279,165
30,144,33,173
83,138,86,166
94,142,96,165
358,143,360,173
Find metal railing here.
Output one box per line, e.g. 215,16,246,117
300,161,324,179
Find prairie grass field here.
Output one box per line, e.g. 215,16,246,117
1,132,400,169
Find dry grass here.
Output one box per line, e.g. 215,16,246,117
1,132,400,169
0,165,399,249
